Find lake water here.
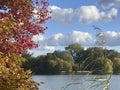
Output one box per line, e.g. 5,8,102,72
32,75,120,90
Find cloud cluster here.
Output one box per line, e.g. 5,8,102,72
76,6,117,23
98,0,120,8
48,6,74,24
32,31,92,51
105,31,120,46
32,31,120,51
46,31,92,46
48,5,117,24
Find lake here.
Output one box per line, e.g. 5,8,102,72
32,75,120,90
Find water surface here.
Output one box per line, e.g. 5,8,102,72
32,75,120,90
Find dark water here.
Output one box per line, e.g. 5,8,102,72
32,75,120,90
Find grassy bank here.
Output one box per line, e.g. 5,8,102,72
60,71,92,75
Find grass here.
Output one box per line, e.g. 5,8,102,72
60,70,92,75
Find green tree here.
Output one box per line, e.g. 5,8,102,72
48,60,59,74
79,47,104,70
92,57,113,74
65,43,84,60
105,49,120,60
48,58,73,74
112,58,120,74
62,61,72,72
22,51,33,60
53,50,74,63
65,43,84,70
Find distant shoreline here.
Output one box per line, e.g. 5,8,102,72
33,70,117,75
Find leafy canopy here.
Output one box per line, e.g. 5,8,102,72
0,0,50,89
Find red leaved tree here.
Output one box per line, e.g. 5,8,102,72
0,0,51,89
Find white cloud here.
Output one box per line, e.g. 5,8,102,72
31,31,120,56
76,6,117,23
105,31,120,46
53,33,63,40
48,5,117,24
32,31,120,50
32,35,55,51
33,34,46,41
31,31,92,56
58,31,92,46
48,6,74,24
100,8,117,21
33,31,92,47
98,0,120,8
43,46,55,51
76,6,100,23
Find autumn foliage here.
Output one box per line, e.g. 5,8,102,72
0,0,50,89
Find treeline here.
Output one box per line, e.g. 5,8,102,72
22,43,120,75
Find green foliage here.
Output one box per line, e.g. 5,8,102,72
22,56,73,74
78,47,105,70
72,64,79,71
22,51,33,60
22,43,120,75
65,43,84,61
65,43,84,54
92,58,113,74
105,49,120,60
112,58,120,74
53,50,74,63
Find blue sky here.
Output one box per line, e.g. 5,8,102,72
30,0,120,56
